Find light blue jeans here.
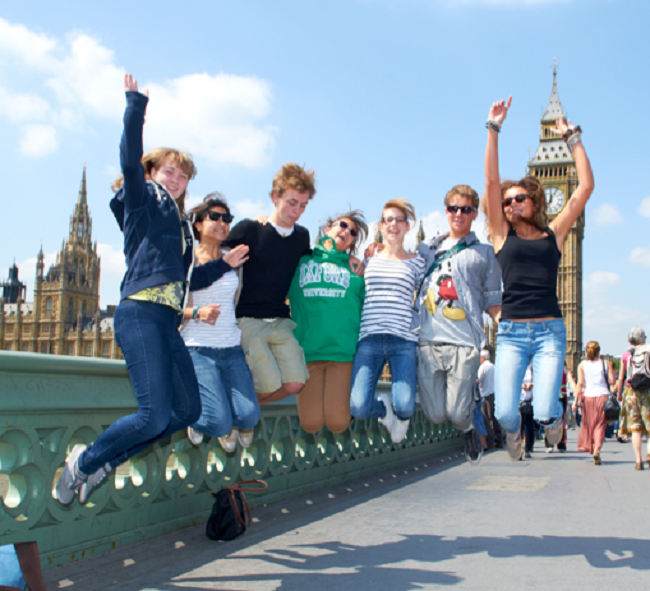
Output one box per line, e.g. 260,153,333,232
350,334,417,421
495,319,566,433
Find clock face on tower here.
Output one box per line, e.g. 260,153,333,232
544,186,565,216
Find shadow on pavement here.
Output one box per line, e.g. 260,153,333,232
164,534,650,590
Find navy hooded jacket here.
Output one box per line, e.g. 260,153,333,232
110,91,230,308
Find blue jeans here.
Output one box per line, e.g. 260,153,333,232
79,300,202,474
350,334,417,421
494,319,566,434
188,345,260,437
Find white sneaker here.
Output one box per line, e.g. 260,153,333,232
218,428,238,453
506,431,522,462
377,394,396,433
187,427,204,446
546,446,554,454
56,444,88,505
545,418,563,446
238,428,254,448
391,418,410,444
79,465,109,504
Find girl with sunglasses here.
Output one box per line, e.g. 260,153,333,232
350,199,427,444
288,211,368,434
56,74,249,505
181,194,260,452
483,96,594,461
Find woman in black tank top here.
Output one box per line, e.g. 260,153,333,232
483,95,594,462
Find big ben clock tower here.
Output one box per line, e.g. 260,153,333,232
527,62,583,373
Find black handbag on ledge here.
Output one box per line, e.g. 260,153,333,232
206,480,268,541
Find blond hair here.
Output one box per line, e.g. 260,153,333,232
270,162,316,200
585,341,601,361
111,148,197,215
381,198,416,224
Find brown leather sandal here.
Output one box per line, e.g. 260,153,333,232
635,462,644,471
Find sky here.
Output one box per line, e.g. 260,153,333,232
1,0,648,355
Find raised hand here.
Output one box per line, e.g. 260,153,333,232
488,96,512,126
253,214,269,225
124,73,149,98
198,304,221,325
223,244,250,268
550,117,578,138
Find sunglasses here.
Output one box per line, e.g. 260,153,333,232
502,194,531,207
332,220,358,238
446,205,476,215
381,216,407,224
202,211,234,223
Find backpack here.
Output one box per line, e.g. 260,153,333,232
205,480,267,541
627,346,650,390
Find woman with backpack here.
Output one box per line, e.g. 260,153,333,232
573,341,614,465
618,327,650,470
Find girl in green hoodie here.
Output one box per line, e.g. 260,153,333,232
288,211,368,433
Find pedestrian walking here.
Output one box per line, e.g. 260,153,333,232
619,327,650,470
482,95,595,461
573,341,614,465
519,365,535,459
478,350,503,450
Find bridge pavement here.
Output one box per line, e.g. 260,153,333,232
44,429,649,590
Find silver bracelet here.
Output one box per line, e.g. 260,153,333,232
486,119,501,133
568,132,582,146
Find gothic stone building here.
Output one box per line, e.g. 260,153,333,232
0,169,122,360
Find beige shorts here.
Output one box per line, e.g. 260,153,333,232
238,317,309,394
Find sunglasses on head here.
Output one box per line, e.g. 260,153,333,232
202,211,234,223
502,194,530,207
332,220,358,238
446,205,476,215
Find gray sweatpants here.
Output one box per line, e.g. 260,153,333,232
417,342,481,432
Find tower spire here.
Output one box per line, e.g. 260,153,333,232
78,166,87,206
542,58,564,124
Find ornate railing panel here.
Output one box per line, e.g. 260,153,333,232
0,352,461,569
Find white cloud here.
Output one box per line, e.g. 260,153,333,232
638,196,650,218
584,271,622,294
19,124,58,157
629,247,650,268
231,199,274,221
584,305,650,355
592,203,623,226
145,74,276,168
0,18,277,167
96,243,126,306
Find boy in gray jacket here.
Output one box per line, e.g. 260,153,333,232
414,185,501,463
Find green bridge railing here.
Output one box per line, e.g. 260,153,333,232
0,351,462,570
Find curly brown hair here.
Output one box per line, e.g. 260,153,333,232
501,177,548,231
270,162,316,200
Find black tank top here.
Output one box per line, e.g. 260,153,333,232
496,226,562,320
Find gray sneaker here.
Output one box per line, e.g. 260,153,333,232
463,429,483,464
506,430,522,462
56,444,88,505
79,465,109,504
544,418,563,446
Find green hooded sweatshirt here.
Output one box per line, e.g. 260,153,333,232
288,237,365,363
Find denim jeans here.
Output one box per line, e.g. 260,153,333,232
494,319,566,434
350,334,417,421
79,300,202,474
188,345,260,437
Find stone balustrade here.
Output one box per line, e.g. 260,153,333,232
0,351,461,570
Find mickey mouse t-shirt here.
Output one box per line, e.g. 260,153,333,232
419,237,476,348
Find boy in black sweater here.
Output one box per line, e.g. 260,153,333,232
223,163,314,404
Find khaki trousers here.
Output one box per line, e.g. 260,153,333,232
297,361,353,434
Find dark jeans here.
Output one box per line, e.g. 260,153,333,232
79,300,201,474
188,345,260,437
520,409,536,453
481,394,503,448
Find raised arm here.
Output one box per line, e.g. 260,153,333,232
484,96,512,252
120,74,150,210
549,119,595,247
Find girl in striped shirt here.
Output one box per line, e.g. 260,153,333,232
350,199,426,443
